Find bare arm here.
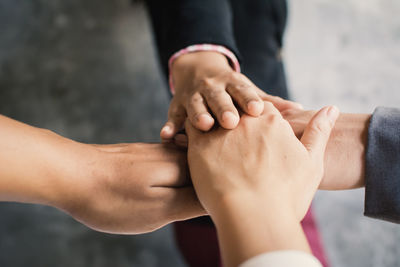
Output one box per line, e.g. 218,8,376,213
0,115,204,234
282,110,371,190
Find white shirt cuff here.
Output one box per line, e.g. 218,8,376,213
239,250,323,267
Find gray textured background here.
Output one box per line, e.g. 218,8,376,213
0,0,399,266
286,1,400,266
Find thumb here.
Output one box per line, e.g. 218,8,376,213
160,99,186,140
300,106,339,160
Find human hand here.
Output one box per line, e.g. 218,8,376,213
0,115,204,235
281,109,370,190
160,51,302,140
57,143,206,234
186,102,339,220
186,102,338,265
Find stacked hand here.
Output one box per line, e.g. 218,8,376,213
0,49,368,258
185,102,339,266
65,143,205,234
0,115,205,235
160,51,301,140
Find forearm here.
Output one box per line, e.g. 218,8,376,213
322,113,370,189
0,115,99,207
212,196,309,267
284,111,371,190
0,115,204,233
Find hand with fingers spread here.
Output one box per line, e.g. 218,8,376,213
160,51,302,141
185,102,339,267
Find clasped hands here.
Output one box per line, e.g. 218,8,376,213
1,51,363,251
58,50,344,236
49,97,339,240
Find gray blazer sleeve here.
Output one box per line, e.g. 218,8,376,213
364,107,400,223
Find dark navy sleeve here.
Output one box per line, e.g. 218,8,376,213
364,107,400,223
145,0,240,77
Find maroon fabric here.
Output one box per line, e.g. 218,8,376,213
302,207,329,267
174,206,329,267
174,220,222,267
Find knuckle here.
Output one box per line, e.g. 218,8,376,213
197,78,215,91
230,78,255,95
309,122,329,136
189,93,204,105
265,112,281,124
207,89,225,101
236,82,253,92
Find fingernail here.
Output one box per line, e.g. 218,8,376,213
247,100,263,115
197,113,214,124
222,111,239,127
327,106,339,123
161,125,172,135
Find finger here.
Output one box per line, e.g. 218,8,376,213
256,88,303,111
160,99,186,140
174,133,188,148
300,106,339,160
186,93,215,131
203,89,239,129
226,82,264,117
165,186,207,221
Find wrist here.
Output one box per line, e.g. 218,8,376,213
211,193,310,266
212,193,298,225
48,140,108,213
172,51,230,69
283,110,371,190
321,113,370,189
